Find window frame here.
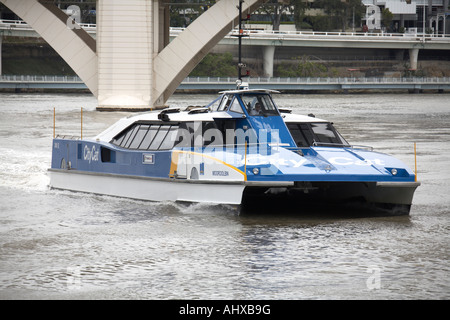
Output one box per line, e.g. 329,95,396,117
287,122,349,148
110,121,180,151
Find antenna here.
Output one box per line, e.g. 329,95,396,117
234,0,250,84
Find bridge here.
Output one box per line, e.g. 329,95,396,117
1,74,449,94
1,0,450,110
2,18,450,76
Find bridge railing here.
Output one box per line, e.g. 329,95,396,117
0,19,96,31
1,75,449,84
228,29,450,41
182,76,450,84
0,75,84,82
3,19,449,40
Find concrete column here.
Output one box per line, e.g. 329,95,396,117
0,36,2,75
263,46,275,77
409,48,419,71
97,0,157,110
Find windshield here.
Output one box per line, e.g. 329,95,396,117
240,94,279,116
287,122,349,147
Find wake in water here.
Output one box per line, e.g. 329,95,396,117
0,147,50,192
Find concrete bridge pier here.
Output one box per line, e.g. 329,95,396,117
263,45,275,77
0,35,2,75
97,0,167,111
409,48,420,70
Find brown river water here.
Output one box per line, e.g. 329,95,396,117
0,92,448,299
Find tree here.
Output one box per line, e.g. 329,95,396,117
190,52,236,77
292,0,308,30
168,0,216,28
381,8,394,31
258,0,289,31
315,0,365,31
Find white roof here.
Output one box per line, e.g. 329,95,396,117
282,113,327,123
219,88,281,94
94,105,328,142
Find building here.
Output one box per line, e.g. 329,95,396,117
362,0,450,34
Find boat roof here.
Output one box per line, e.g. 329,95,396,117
219,88,280,94
94,107,328,143
282,112,327,123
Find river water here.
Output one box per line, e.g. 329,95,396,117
0,92,448,300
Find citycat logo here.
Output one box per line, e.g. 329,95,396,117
84,145,99,164
328,157,385,166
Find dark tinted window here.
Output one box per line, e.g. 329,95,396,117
311,123,341,144
123,126,139,148
149,125,170,150
287,123,314,147
287,122,347,147
158,126,179,150
129,125,149,149
139,125,159,150
111,123,179,151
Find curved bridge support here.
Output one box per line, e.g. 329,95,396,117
0,0,98,96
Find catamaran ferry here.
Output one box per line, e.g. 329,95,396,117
49,86,420,215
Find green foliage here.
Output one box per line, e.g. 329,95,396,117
313,0,366,31
304,15,333,31
276,55,328,77
381,8,394,29
190,52,236,77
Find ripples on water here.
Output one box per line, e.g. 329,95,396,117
0,93,449,299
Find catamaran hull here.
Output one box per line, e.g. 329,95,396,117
48,169,246,205
243,181,421,215
49,169,419,215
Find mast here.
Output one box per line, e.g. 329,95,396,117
235,0,250,85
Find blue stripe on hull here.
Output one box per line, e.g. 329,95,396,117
52,139,416,184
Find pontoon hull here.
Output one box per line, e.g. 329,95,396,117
49,169,419,215
242,181,420,215
48,169,245,205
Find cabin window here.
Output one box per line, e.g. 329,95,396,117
129,125,150,149
240,93,278,116
287,122,348,147
101,147,115,163
111,123,180,151
287,123,313,147
159,126,179,150
311,123,342,144
139,125,159,150
217,94,233,111
173,121,222,148
229,98,244,114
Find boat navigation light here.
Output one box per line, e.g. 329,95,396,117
391,168,398,176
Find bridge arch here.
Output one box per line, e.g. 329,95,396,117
1,0,266,110
0,0,97,96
